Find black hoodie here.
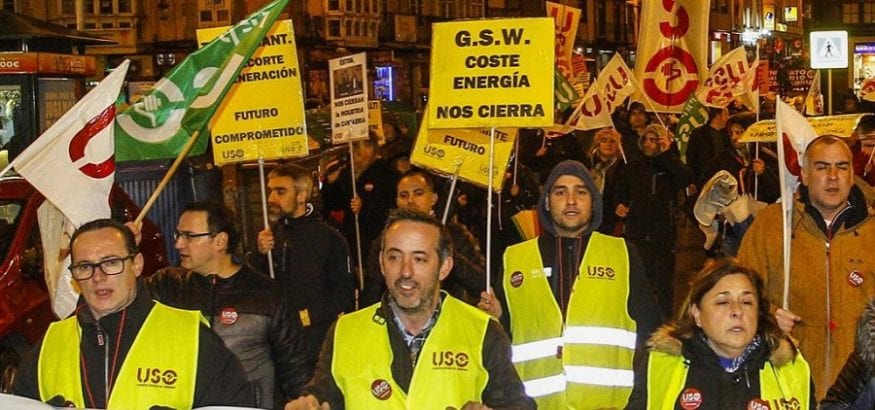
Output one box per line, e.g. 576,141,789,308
496,160,663,341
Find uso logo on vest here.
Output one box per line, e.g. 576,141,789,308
586,265,615,280
136,367,178,387
432,350,470,370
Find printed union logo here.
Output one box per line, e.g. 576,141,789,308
136,368,178,387
370,379,392,400
510,271,524,288
432,351,469,369
586,265,615,280
221,307,238,325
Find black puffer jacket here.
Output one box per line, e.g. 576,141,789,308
251,208,356,327
626,327,814,409
822,301,875,409
146,265,311,408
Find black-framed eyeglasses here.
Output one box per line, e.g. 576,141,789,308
173,230,214,242
69,254,136,281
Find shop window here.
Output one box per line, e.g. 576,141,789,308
843,3,860,24
328,19,341,37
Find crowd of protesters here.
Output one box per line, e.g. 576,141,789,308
13,98,875,409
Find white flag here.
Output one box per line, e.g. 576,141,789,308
4,60,130,226
804,70,823,116
775,99,818,309
696,46,753,108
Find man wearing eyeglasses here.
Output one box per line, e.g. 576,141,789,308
146,201,312,408
13,218,255,408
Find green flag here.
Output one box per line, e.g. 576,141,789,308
114,0,289,161
675,96,709,162
554,67,581,114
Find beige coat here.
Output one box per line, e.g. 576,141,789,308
738,188,875,399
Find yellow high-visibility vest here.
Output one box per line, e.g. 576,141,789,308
645,348,811,409
332,294,490,409
38,303,202,409
504,232,635,409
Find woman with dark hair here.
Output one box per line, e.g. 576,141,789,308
626,259,814,409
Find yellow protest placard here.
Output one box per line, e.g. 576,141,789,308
427,18,554,129
410,113,517,190
368,100,384,144
198,20,308,165
740,114,867,143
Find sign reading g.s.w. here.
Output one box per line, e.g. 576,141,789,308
427,18,554,129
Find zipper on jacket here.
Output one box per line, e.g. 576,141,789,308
96,322,109,401
209,274,218,324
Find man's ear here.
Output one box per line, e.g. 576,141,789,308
438,256,453,282
132,253,145,278
213,231,229,252
296,187,309,205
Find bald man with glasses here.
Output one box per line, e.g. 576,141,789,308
13,218,254,408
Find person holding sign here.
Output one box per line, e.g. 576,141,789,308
321,133,399,264
285,210,535,410
479,160,661,409
254,163,356,369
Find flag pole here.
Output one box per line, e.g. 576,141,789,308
486,127,496,297
134,129,202,225
348,141,364,293
258,155,275,278
441,160,462,225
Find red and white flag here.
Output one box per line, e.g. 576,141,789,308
633,0,709,113
696,46,754,108
3,60,129,226
568,54,637,130
775,99,818,309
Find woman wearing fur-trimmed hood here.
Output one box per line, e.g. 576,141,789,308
625,259,814,409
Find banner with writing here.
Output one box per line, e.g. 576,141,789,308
197,20,308,165
330,52,369,144
427,18,554,128
410,112,517,190
633,0,709,113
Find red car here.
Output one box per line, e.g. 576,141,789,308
0,175,167,391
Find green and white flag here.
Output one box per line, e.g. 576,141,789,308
675,96,708,162
114,0,288,161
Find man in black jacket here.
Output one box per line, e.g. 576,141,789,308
615,124,694,318
14,218,254,408
254,163,356,368
147,201,311,408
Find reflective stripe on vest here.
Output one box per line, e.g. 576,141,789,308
332,294,490,409
38,303,202,409
504,233,636,409
646,349,811,410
